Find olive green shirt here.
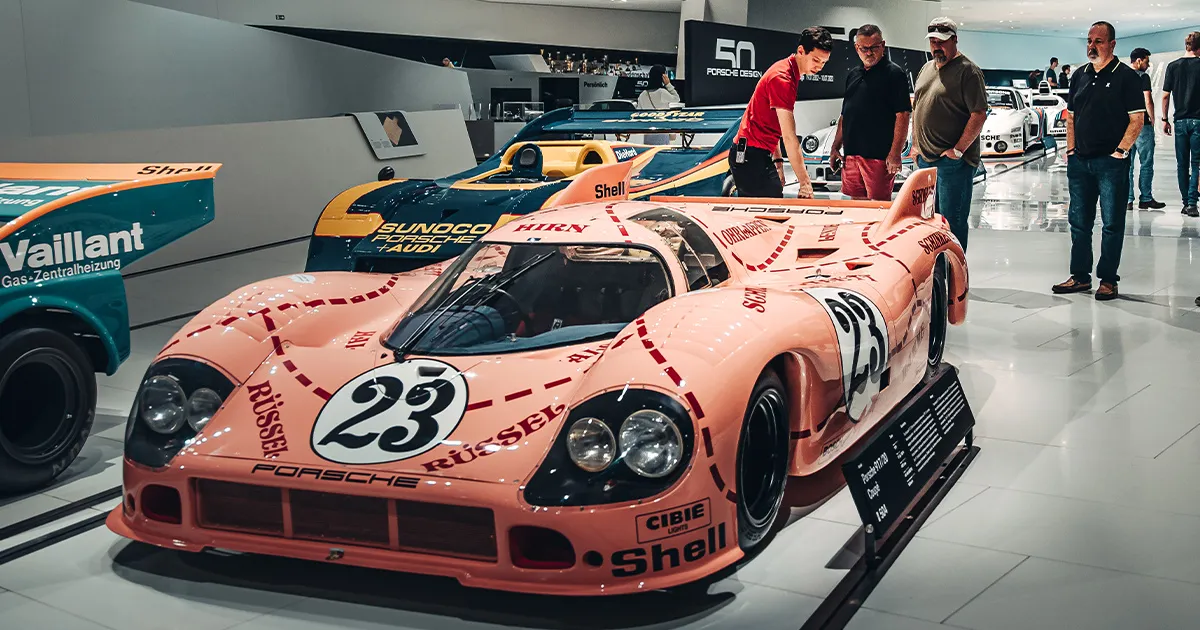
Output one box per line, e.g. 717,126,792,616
913,54,988,166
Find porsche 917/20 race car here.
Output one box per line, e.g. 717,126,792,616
306,108,741,274
980,87,1047,157
108,167,968,596
0,162,216,494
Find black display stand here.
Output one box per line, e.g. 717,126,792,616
800,364,979,630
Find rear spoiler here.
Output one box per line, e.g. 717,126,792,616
0,161,220,260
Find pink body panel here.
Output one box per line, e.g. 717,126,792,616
110,168,968,595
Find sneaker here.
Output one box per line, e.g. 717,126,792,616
1127,202,1134,212
1184,205,1199,217
1052,277,1091,294
1139,199,1167,210
1196,296,1200,308
1096,281,1118,301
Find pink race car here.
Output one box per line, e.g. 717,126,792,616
109,167,968,596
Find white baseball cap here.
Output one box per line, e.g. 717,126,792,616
927,17,959,41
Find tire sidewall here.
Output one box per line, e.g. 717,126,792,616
0,327,97,494
926,257,949,377
735,368,789,552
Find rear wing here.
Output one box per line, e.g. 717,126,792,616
0,162,220,269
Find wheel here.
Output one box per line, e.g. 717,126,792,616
0,328,96,495
926,257,949,378
721,175,736,197
735,368,790,552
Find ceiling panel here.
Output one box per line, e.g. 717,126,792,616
943,0,1196,38
478,0,683,12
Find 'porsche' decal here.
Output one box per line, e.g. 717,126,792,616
311,359,468,465
804,288,889,422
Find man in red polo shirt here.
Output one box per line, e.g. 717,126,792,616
729,27,834,198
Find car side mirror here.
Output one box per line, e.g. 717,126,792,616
378,166,395,181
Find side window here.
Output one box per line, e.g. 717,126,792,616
629,208,731,291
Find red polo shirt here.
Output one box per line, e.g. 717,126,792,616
736,55,801,151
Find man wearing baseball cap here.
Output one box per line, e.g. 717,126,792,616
912,17,988,251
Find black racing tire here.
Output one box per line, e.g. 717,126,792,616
0,328,96,495
722,175,736,197
926,257,949,379
735,368,790,552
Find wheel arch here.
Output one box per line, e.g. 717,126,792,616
0,300,121,375
940,249,969,325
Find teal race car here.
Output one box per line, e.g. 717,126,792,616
0,163,217,494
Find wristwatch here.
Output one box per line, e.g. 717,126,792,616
1115,147,1128,156
948,148,963,159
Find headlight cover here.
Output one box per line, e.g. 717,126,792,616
523,388,695,507
567,417,616,472
803,135,820,154
619,410,683,478
125,358,236,468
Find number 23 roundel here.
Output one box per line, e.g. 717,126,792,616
804,288,889,422
311,359,468,465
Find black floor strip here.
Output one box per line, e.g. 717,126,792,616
130,310,203,331
121,235,309,281
0,511,110,566
0,486,122,544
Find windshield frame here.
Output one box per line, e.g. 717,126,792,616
383,238,683,358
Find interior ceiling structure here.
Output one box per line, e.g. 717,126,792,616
479,0,683,12
942,1,1194,37
482,0,1193,39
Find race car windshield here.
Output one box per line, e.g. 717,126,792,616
386,241,674,356
987,90,1018,109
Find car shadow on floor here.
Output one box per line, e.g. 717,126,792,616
107,540,746,629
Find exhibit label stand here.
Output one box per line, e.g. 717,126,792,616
800,364,979,630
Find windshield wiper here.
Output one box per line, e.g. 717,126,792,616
391,251,556,360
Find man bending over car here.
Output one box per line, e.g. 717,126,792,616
729,27,834,198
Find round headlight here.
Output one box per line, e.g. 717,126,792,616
619,410,683,478
803,135,820,154
187,388,223,431
139,375,187,434
995,140,1009,153
567,417,616,472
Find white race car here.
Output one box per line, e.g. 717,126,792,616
981,87,1047,157
1028,84,1068,140
788,119,918,193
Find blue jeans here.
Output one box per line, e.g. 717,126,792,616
1175,119,1200,206
1128,124,1155,204
1068,154,1129,284
917,155,976,250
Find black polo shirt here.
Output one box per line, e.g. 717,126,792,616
841,59,913,160
1068,58,1145,158
1164,56,1200,120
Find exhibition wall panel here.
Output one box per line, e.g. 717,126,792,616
0,1,31,139
747,0,944,50
1,0,473,139
955,31,1085,72
1120,25,1200,57
136,0,681,54
0,110,476,273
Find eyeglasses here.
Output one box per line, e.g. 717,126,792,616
856,44,884,53
928,25,955,34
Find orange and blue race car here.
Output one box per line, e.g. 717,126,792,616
305,108,743,274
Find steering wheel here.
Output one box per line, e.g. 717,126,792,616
490,288,534,332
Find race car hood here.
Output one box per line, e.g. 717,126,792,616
183,333,607,484
346,179,569,263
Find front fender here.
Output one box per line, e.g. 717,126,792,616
0,274,127,373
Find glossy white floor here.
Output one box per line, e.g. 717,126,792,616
3,143,1200,629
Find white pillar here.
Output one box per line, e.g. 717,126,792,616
675,0,709,80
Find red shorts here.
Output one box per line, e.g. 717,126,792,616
841,156,895,201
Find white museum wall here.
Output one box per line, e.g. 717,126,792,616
134,0,682,54
1120,25,1200,57
956,30,1086,72
0,111,477,273
0,0,474,140
747,0,944,51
